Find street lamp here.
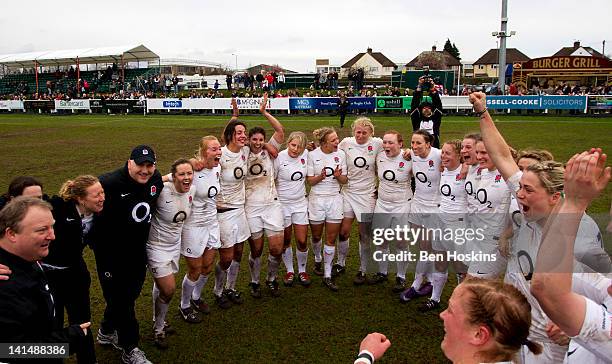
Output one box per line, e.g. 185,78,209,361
231,53,238,71
492,0,516,95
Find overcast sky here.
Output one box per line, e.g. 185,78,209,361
1,0,609,72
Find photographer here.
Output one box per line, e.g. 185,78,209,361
410,74,443,148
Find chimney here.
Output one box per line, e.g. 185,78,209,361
573,41,580,48
367,47,373,54
432,45,437,52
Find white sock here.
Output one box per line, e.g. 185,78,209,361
192,274,209,301
282,247,294,273
312,238,322,263
267,255,281,281
152,283,160,322
213,264,227,296
396,250,409,280
154,297,169,335
359,241,370,273
412,260,432,289
378,246,390,275
431,272,448,302
180,275,196,309
323,245,336,278
225,260,240,290
337,239,349,266
248,254,261,284
296,249,308,274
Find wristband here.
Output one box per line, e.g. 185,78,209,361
354,350,374,364
473,108,488,117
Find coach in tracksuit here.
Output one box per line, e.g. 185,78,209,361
90,145,163,364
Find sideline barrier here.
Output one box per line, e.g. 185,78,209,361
1,95,604,113
0,100,24,110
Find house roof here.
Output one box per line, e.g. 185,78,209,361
473,48,530,65
405,48,461,68
341,49,396,68
552,42,605,58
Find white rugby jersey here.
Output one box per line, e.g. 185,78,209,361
245,138,281,207
505,216,609,355
565,298,612,364
339,137,383,193
307,147,347,196
419,120,434,135
464,164,482,215
148,181,194,246
274,149,308,203
410,147,442,207
217,146,249,208
439,165,467,214
470,168,510,237
186,165,220,226
375,151,413,203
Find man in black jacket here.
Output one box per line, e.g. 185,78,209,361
410,77,443,148
0,197,89,363
90,145,163,364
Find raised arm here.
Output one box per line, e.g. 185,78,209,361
260,92,284,144
531,150,611,336
230,97,239,122
469,92,519,180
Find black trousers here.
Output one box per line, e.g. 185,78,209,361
46,260,96,364
93,245,147,352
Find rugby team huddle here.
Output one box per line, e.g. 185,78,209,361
1,90,610,364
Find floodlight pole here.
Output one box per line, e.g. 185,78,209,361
496,0,510,95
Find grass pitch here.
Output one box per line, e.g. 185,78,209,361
0,113,610,363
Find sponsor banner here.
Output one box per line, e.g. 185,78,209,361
24,100,55,110
486,96,541,109
288,97,376,110
89,99,104,109
486,95,587,110
55,99,90,110
376,97,403,109
104,99,145,111
0,100,24,110
541,95,587,110
440,96,473,110
587,95,612,110
147,97,289,110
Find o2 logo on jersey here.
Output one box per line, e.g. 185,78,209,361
233,167,244,180
324,167,335,177
249,163,267,176
440,184,455,201
476,188,492,208
415,172,432,187
173,211,187,223
517,250,534,281
383,170,398,184
354,157,369,170
208,186,218,198
291,172,304,181
131,202,151,223
465,181,474,195
151,186,157,196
